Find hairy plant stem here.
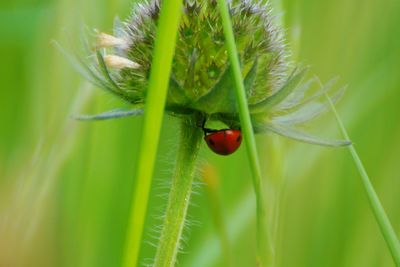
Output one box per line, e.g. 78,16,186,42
153,121,203,267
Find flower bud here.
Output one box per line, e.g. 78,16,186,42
96,31,129,49
73,0,350,147
104,55,140,69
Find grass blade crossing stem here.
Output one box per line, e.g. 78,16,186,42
216,0,273,266
123,1,183,266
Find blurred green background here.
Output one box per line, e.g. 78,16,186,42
1,0,399,266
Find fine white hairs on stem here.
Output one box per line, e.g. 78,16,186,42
104,55,141,69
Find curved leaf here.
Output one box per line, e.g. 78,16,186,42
256,122,351,147
96,50,123,92
113,16,126,38
53,40,109,90
244,59,258,98
249,67,307,114
276,76,317,110
193,60,258,114
192,65,236,113
167,77,192,106
273,85,347,125
73,108,143,121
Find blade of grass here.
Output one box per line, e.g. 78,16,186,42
325,93,400,266
215,0,273,266
122,0,183,266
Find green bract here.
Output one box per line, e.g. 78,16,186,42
69,0,350,147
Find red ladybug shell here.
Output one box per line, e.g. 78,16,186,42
204,129,242,156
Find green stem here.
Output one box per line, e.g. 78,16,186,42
122,0,183,266
216,1,273,266
326,94,400,266
153,122,203,267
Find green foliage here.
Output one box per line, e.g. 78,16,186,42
77,0,350,147
1,0,400,267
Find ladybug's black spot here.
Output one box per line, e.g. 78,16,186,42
208,139,215,146
236,135,242,142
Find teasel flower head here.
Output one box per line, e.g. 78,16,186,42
67,0,350,147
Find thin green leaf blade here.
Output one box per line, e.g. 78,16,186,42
273,85,347,125
193,65,236,113
258,123,351,147
193,59,258,114
250,68,307,114
167,77,191,106
73,108,143,121
53,40,104,88
96,50,122,92
325,94,400,265
244,59,258,97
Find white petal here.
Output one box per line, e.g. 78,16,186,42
97,32,128,48
104,55,140,69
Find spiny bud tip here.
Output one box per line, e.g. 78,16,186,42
96,32,129,49
104,55,140,69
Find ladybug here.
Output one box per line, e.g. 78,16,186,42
202,121,242,156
